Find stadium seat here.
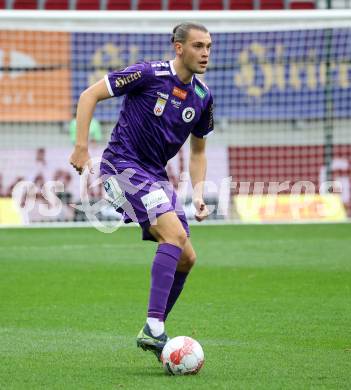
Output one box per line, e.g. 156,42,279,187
199,0,223,9
289,0,315,8
168,0,192,9
0,0,5,8
106,0,131,9
76,0,101,9
260,0,284,9
137,0,162,9
44,0,69,9
13,0,38,9
229,0,254,10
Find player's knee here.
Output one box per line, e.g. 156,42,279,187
186,251,196,268
155,225,187,249
162,229,187,249
173,230,187,249
178,250,196,272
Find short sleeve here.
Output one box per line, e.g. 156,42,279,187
191,93,214,138
104,62,152,97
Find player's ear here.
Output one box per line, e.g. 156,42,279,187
174,42,183,56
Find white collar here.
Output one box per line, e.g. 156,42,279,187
169,60,176,75
169,60,194,84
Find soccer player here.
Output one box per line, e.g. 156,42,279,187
69,22,213,361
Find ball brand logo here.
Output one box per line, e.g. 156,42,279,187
170,337,194,365
172,87,187,100
115,71,142,88
182,107,195,123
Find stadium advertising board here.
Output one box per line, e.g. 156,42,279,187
167,144,230,221
229,145,351,218
0,145,229,224
220,29,351,120
71,29,351,121
0,198,22,225
0,31,71,122
234,194,347,222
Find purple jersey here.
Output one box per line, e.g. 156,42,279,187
103,60,214,178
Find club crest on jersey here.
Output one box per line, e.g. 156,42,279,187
182,107,195,123
172,87,187,100
154,97,167,116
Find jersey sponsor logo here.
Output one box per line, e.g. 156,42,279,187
171,99,182,109
104,177,127,210
195,84,207,99
141,189,169,211
182,107,195,123
154,97,167,116
157,91,169,100
172,87,187,100
115,71,142,88
155,70,171,76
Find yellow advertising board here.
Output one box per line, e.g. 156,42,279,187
0,198,23,225
0,31,71,122
234,194,347,223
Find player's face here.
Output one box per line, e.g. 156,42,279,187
180,29,212,75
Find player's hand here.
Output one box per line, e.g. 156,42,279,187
193,197,209,222
69,145,94,175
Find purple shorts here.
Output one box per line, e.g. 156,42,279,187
100,153,189,242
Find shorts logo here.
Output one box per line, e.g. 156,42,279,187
154,97,167,116
172,87,187,100
104,176,127,210
182,107,195,123
141,189,169,211
115,71,142,88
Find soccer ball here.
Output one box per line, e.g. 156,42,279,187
161,336,204,375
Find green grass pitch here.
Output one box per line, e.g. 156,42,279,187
0,224,350,389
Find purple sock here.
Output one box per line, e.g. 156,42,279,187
147,243,182,320
164,271,189,321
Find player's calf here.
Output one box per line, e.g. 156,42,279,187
177,242,196,272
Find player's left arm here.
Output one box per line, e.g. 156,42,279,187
190,135,209,222
190,90,214,222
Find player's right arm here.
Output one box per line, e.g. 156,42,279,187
70,62,151,174
69,79,111,175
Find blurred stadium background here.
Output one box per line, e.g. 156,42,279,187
1,5,351,389
0,3,350,226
